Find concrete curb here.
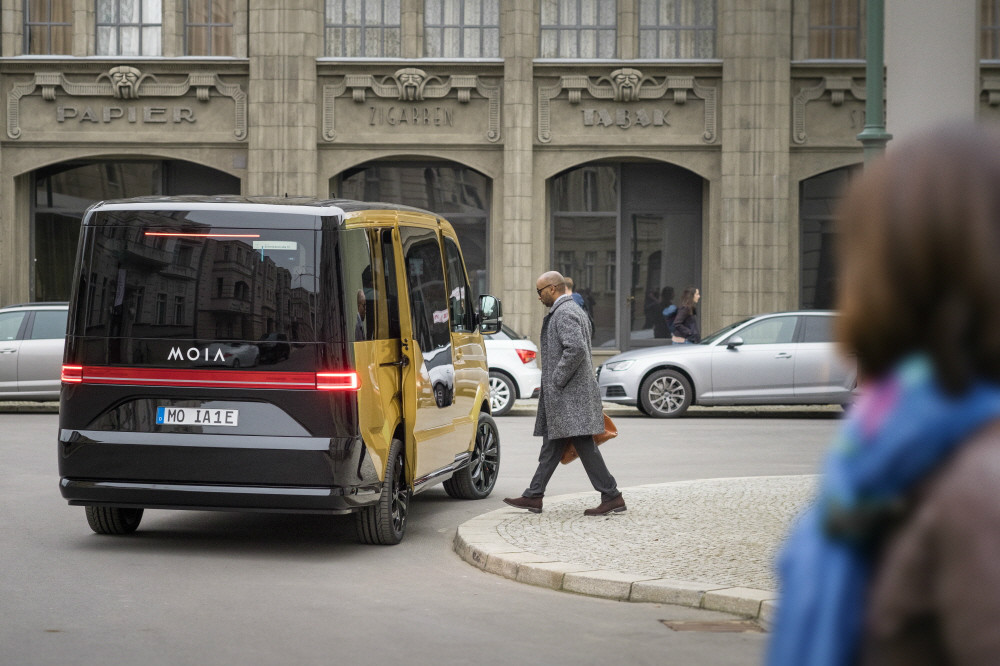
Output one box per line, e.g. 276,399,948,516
0,400,59,413
454,491,780,629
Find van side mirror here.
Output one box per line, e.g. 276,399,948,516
478,294,502,335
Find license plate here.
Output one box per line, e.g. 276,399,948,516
156,406,239,427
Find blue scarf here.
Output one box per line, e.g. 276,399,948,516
767,356,1000,666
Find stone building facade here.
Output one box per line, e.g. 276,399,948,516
1,0,998,358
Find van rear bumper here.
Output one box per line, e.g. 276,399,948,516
58,428,383,514
59,478,381,514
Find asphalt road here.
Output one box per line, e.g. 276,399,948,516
1,410,839,666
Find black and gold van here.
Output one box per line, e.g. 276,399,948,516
58,196,502,545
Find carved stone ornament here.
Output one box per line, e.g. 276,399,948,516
7,65,248,140
536,67,718,143
322,68,501,142
791,76,867,145
982,77,1000,106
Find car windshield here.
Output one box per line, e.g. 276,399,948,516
699,318,753,345
487,324,525,341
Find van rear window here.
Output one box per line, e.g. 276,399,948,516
72,209,356,345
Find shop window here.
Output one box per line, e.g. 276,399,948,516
799,165,861,309
24,0,73,54
184,0,234,56
638,0,716,59
552,162,703,350
424,0,499,58
808,0,863,60
96,0,163,56
324,0,401,57
983,0,1000,59
540,0,617,59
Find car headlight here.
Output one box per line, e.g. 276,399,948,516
603,360,635,372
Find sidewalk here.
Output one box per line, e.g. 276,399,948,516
456,399,831,628
455,475,815,628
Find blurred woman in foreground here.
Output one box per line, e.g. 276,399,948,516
768,124,1000,665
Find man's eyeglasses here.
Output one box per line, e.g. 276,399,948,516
536,283,560,296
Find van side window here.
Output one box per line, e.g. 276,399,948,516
379,229,401,339
341,229,375,343
400,226,450,354
443,236,474,333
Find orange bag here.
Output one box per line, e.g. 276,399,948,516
560,413,618,464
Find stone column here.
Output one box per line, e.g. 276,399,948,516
501,0,535,334
246,0,320,196
717,0,793,320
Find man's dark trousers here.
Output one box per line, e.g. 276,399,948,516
523,434,619,502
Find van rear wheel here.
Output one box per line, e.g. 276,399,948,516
443,413,500,499
355,439,409,545
85,506,143,535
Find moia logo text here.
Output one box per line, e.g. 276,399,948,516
168,347,225,362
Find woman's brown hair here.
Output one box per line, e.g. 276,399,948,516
835,123,1000,392
679,286,698,311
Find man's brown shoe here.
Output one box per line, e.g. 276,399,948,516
584,494,626,516
503,496,542,513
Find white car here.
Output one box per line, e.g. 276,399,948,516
204,342,260,368
484,324,541,416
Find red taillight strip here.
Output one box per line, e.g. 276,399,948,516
64,366,359,391
316,372,361,391
144,232,261,238
61,365,83,383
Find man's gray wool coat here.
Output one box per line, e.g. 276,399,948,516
533,296,605,440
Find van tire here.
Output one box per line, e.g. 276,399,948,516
443,413,500,500
85,506,143,535
355,439,409,545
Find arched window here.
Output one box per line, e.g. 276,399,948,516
551,162,704,350
799,165,862,308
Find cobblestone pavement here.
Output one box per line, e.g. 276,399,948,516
495,476,817,591
455,475,819,626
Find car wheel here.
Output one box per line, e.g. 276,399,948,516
85,506,143,535
355,439,409,545
639,369,693,418
443,413,500,500
488,371,516,416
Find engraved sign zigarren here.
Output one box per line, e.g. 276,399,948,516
322,67,501,142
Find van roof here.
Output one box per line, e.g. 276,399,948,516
87,195,439,218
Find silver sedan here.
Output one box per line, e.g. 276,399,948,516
597,311,856,417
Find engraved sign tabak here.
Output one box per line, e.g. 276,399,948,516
537,67,718,145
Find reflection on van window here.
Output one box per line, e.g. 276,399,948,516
443,236,474,332
73,210,366,352
401,226,454,408
401,227,450,353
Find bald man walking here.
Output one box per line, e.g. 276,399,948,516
503,271,625,516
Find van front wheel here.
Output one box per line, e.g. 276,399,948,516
85,506,143,535
444,413,500,500
355,439,409,545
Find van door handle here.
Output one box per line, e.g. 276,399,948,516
380,357,409,368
